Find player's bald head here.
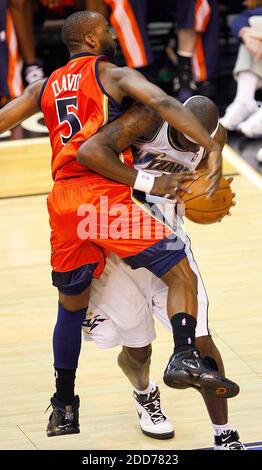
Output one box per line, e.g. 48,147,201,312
61,10,106,53
184,95,219,135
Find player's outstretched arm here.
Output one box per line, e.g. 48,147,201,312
77,103,158,187
101,63,220,155
0,80,45,134
99,63,222,195
77,103,196,197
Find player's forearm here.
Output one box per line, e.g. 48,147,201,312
0,81,44,134
77,142,197,197
0,99,34,133
77,143,138,187
115,68,217,152
213,123,227,151
149,96,218,153
116,69,217,152
77,104,160,187
0,93,39,133
199,123,225,174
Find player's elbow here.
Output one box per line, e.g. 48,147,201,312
76,139,105,170
147,95,182,114
77,142,102,168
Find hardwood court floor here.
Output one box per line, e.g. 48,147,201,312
0,139,261,450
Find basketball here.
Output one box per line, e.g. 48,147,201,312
180,170,233,224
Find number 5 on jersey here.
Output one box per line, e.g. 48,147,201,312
56,96,82,145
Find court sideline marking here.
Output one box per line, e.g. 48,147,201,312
223,144,262,191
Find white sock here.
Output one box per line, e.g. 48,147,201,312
134,381,156,395
235,71,258,104
177,50,193,58
213,422,232,436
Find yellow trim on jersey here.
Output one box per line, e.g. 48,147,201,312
102,95,109,126
130,188,176,235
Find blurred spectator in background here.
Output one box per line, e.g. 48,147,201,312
41,1,153,73
103,0,153,73
49,0,109,16
9,0,45,86
166,0,219,102
0,0,22,106
220,0,262,138
83,0,109,16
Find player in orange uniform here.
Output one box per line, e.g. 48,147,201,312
0,11,232,437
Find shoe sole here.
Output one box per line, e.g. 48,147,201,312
47,428,80,437
163,371,239,399
213,446,230,450
141,428,175,440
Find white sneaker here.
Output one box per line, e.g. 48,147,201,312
220,99,258,131
214,430,246,450
133,384,174,439
256,147,262,162
239,106,262,138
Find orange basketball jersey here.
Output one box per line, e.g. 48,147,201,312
40,53,133,181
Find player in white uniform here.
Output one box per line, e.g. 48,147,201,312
80,96,245,450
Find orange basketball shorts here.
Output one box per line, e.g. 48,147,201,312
47,175,186,294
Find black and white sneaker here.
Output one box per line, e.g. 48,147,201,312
46,395,80,437
133,384,174,439
214,430,246,450
22,61,45,86
163,349,240,399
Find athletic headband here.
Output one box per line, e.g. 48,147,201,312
182,95,219,143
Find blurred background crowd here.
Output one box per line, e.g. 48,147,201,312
1,0,262,162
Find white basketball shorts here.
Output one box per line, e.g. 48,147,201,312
83,233,210,348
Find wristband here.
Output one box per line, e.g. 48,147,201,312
134,170,155,193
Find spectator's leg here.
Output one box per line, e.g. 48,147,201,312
83,0,110,17
9,0,35,64
193,0,219,97
168,0,198,102
220,44,260,131
104,0,153,70
0,0,22,105
235,71,259,103
8,0,44,85
176,28,197,101
177,29,197,55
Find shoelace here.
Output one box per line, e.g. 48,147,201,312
44,402,73,421
143,397,166,425
44,403,51,414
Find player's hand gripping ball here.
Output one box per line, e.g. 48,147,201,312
179,170,235,224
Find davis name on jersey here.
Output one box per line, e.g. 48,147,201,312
51,74,82,97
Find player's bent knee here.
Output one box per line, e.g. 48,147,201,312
118,345,152,369
162,258,198,291
58,287,90,312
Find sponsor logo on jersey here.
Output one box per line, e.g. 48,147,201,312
82,313,107,333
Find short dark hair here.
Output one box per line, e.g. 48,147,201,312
61,10,102,53
184,95,219,134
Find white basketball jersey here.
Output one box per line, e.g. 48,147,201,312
134,121,206,174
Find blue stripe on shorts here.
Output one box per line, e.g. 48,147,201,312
123,235,186,278
52,263,98,295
